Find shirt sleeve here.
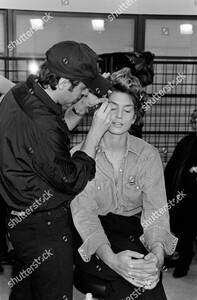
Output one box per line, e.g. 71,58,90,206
70,182,111,262
139,149,178,255
30,127,96,195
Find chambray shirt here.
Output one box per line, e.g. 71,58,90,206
71,133,178,262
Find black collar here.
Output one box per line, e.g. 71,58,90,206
26,75,63,117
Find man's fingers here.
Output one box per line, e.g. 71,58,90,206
102,72,110,79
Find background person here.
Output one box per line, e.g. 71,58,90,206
71,67,177,300
0,75,16,274
164,109,197,278
0,40,112,300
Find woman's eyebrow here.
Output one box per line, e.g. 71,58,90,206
109,101,133,107
124,104,134,107
109,101,117,105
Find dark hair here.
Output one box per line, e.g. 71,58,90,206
110,67,150,137
37,61,80,91
190,109,197,130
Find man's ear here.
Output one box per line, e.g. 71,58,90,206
58,78,71,90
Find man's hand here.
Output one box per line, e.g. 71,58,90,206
87,100,112,140
74,92,105,115
80,101,111,159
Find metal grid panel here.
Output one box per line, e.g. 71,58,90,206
1,57,197,165
143,58,197,164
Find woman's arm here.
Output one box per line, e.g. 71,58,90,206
140,148,178,256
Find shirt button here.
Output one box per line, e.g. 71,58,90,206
119,169,123,172
63,236,68,242
47,221,51,226
48,211,51,216
136,186,139,190
63,176,67,182
129,235,135,242
129,176,135,185
96,265,102,271
97,186,101,190
28,147,34,154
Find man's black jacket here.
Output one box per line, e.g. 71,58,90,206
0,75,95,211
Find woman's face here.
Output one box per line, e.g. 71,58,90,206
108,91,136,135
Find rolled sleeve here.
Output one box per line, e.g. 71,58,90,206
140,149,178,255
71,182,110,262
78,232,110,262
140,226,178,255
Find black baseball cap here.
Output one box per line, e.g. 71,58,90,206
46,41,112,96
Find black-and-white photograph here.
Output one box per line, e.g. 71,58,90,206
0,0,197,299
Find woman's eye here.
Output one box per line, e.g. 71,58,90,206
124,110,131,113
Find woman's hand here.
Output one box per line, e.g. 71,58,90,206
108,250,147,288
110,251,161,289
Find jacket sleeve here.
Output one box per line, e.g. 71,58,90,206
30,127,96,195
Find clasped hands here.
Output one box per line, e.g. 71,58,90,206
110,250,162,290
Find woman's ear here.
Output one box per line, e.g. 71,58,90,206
58,78,71,90
131,113,137,124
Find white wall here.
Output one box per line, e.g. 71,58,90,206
0,0,197,15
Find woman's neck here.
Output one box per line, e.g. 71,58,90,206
102,132,127,154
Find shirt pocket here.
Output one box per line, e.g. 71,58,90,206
93,180,113,211
124,175,142,205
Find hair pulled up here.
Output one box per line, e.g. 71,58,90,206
110,67,150,137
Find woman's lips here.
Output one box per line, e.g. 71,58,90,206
112,122,123,127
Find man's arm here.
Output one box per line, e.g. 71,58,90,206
64,92,105,131
0,75,15,95
67,100,112,160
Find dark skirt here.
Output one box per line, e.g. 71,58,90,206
72,213,167,300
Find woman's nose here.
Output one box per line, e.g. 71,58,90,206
116,109,122,119
82,88,89,97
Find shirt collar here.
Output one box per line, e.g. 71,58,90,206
26,75,63,117
97,133,140,158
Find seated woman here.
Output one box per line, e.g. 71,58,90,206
71,68,177,300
